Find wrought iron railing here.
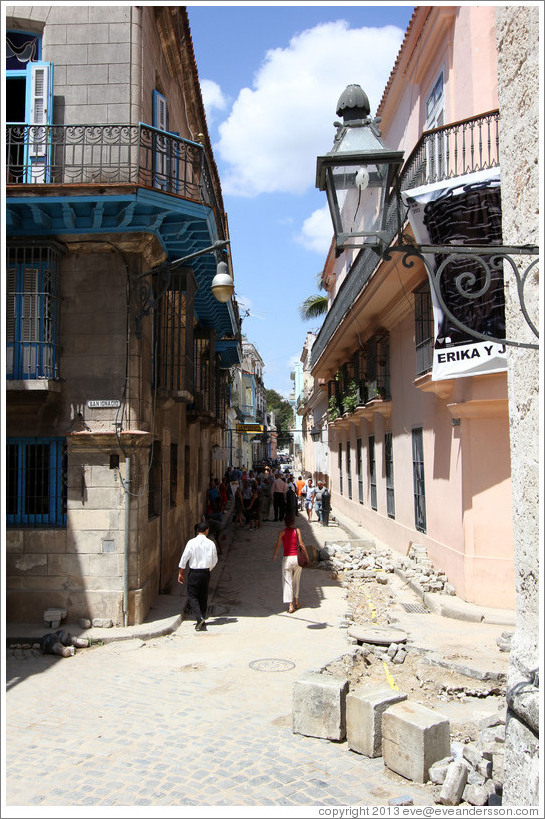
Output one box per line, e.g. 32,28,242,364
311,111,502,369
5,122,220,213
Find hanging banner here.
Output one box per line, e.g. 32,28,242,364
402,169,507,381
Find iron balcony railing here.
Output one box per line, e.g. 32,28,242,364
6,122,220,214
310,111,501,370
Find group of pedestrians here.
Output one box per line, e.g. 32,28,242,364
179,464,331,630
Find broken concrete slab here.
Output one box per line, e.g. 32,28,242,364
346,685,407,757
292,672,349,741
382,700,451,784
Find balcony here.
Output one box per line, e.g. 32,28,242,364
311,111,501,370
6,123,240,349
5,123,218,206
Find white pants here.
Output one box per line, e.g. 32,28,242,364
282,555,302,604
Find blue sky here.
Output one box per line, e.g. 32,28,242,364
187,2,415,397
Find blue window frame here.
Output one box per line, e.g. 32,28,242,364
7,437,67,527
7,244,61,380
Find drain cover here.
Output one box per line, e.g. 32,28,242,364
401,603,429,614
249,658,296,672
347,625,408,645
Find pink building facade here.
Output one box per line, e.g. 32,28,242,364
310,6,515,608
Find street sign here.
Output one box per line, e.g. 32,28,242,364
235,423,263,433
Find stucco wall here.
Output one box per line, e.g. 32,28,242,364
495,5,540,806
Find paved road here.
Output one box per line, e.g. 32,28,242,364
4,515,439,812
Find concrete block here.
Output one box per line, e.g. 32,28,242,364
429,756,455,784
438,760,470,805
44,607,67,628
292,673,349,741
463,783,490,806
382,701,451,783
346,686,407,757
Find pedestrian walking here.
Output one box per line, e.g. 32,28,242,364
314,480,326,523
178,521,218,631
296,475,306,511
272,473,287,521
272,515,309,614
321,486,331,526
302,478,316,522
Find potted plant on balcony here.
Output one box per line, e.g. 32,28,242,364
328,395,340,422
342,379,359,414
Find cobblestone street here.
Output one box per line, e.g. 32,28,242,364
5,516,440,813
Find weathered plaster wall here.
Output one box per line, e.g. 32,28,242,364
496,4,540,807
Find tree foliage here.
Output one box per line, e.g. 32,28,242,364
266,389,294,443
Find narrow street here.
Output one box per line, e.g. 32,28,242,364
5,511,510,811
3,514,428,810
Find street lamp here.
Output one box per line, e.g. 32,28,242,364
135,239,234,336
316,84,403,255
316,84,539,350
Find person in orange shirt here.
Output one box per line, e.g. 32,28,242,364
296,476,306,511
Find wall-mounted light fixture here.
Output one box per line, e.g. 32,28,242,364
316,84,539,350
135,239,233,337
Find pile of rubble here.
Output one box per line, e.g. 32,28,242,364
316,539,457,596
396,542,457,595
430,712,506,806
316,540,396,577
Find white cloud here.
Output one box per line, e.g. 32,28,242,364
215,20,404,197
200,79,228,124
296,205,334,255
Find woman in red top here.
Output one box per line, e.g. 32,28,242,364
272,515,309,613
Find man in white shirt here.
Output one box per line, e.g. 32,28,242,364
178,521,218,631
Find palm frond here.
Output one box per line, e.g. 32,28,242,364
299,294,328,321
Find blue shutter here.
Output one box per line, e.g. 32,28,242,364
27,61,54,182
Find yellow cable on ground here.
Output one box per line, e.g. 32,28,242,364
362,588,399,691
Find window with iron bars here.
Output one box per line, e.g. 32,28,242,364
6,437,67,527
385,431,395,519
148,440,162,519
414,284,434,376
369,435,377,511
412,427,427,533
155,269,195,395
357,437,364,504
194,329,216,414
6,243,62,380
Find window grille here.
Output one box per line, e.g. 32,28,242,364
170,443,178,508
148,441,162,518
385,432,395,519
7,437,67,527
412,427,427,533
414,284,434,375
338,443,343,495
346,441,352,499
369,435,377,511
156,269,195,394
194,329,216,413
357,437,364,504
6,243,62,380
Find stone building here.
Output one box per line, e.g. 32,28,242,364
5,6,241,625
309,6,520,609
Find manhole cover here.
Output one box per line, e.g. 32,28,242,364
347,625,408,645
249,658,296,672
401,603,429,614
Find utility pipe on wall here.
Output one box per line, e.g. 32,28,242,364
123,456,130,627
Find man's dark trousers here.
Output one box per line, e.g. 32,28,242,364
187,568,211,622
273,492,285,521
